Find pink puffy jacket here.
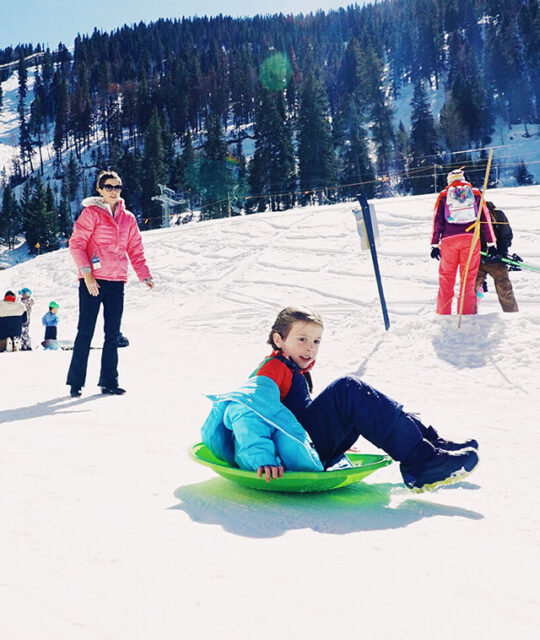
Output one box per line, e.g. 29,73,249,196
69,197,152,283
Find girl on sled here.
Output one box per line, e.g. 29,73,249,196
201,306,479,492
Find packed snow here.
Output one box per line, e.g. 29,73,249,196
1,187,539,639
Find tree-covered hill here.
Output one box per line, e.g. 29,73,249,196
1,0,539,253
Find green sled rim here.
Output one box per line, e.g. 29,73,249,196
189,442,392,493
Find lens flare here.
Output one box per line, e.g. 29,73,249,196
259,53,292,91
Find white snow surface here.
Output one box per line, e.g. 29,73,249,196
1,188,539,639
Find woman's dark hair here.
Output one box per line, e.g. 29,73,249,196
267,306,324,350
96,170,122,191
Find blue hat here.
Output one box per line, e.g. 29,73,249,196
19,287,32,296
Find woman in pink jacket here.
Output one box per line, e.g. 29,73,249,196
66,170,154,398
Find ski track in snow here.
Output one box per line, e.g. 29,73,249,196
0,186,539,639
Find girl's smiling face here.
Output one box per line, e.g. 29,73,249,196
273,320,322,369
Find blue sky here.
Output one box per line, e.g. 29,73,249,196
0,1,366,50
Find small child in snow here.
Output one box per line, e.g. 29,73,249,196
42,301,59,341
18,288,34,350
202,306,479,492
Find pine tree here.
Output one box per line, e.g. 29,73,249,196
518,0,540,123
248,89,295,212
65,153,81,203
0,185,20,250
21,178,44,253
515,160,535,185
409,79,440,194
297,70,336,202
439,93,468,152
71,60,93,155
394,121,412,194
40,49,55,124
58,179,74,239
358,47,395,176
43,183,60,251
53,71,69,175
413,0,443,88
141,107,167,228
118,148,143,213
442,70,492,148
335,96,375,200
29,75,46,174
485,13,534,129
180,130,199,206
17,55,34,175
199,113,235,218
233,141,248,214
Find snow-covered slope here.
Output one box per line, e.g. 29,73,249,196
0,188,539,639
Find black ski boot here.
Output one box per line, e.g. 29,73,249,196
423,426,478,452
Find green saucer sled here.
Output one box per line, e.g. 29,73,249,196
189,443,392,493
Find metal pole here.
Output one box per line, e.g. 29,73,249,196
356,194,390,330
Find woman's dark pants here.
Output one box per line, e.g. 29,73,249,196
67,279,124,389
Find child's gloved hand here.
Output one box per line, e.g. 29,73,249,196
257,465,284,482
430,247,440,260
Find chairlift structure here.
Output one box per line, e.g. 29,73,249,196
151,184,186,226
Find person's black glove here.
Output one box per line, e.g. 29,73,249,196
430,247,440,260
486,245,501,262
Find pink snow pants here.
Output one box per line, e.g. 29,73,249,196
436,235,480,315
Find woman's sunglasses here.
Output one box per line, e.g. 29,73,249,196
102,184,123,192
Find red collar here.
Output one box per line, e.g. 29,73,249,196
271,349,317,373
4,295,16,302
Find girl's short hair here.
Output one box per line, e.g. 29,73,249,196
268,306,324,350
96,170,122,191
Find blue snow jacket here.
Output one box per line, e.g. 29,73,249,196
201,375,324,472
41,311,59,327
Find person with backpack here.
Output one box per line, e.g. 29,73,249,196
475,201,519,312
431,167,498,315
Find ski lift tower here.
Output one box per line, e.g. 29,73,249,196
151,184,186,227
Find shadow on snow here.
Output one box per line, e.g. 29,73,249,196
170,478,483,538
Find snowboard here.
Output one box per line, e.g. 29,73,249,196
41,339,101,350
41,339,74,350
189,442,392,493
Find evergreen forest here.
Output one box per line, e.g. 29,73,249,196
0,0,539,253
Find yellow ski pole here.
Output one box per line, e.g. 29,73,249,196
457,149,493,328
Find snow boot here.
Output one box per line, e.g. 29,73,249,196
70,386,82,398
101,386,126,395
401,447,479,493
423,425,479,451
117,333,129,348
